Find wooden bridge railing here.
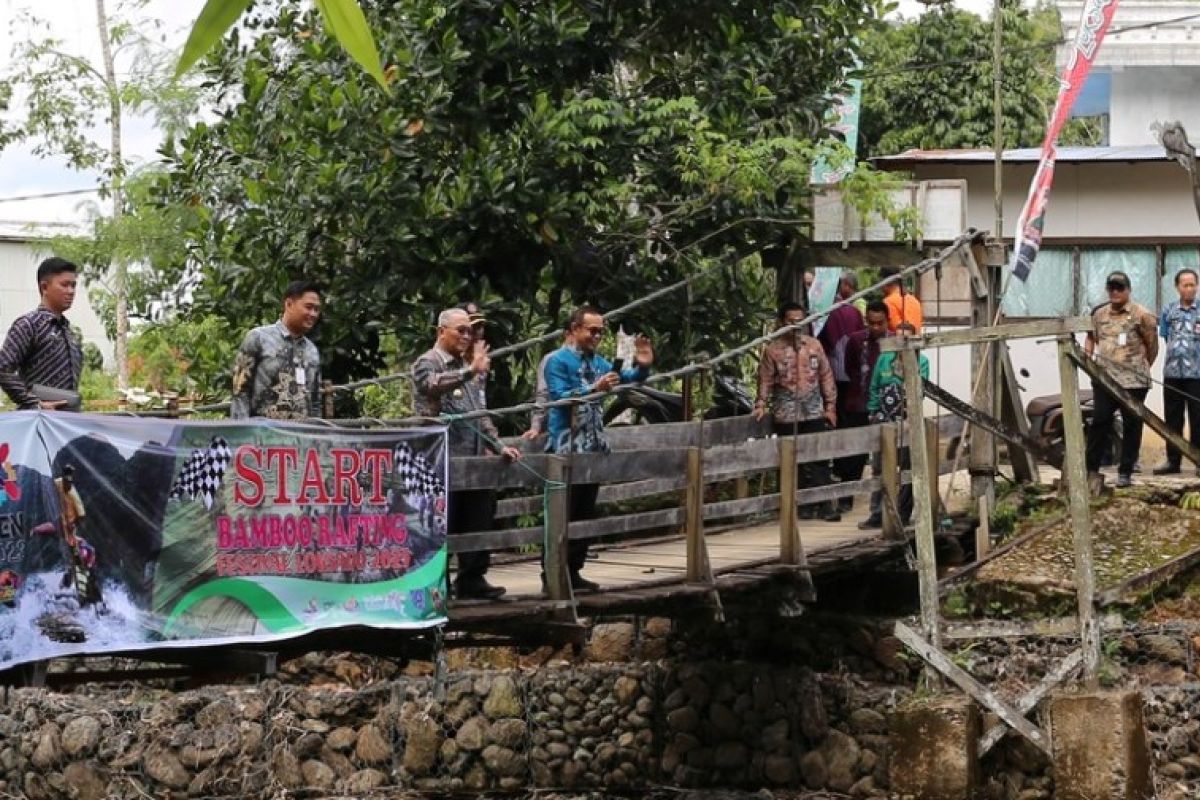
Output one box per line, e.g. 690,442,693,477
448,413,959,603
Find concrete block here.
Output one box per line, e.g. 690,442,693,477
1049,691,1153,800
889,695,980,800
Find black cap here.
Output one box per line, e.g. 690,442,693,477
1106,271,1130,289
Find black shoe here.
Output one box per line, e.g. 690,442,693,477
455,577,506,600
858,516,882,530
838,497,854,513
822,509,842,523
1116,473,1133,488
1152,462,1182,476
570,572,600,593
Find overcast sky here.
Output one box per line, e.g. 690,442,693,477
0,0,1005,226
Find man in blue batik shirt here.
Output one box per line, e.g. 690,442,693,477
1156,268,1200,475
544,305,653,592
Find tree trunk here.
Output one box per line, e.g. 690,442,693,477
95,0,128,389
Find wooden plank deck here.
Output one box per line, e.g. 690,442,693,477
459,504,884,601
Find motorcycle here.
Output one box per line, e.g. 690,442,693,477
1025,390,1121,468
603,373,755,425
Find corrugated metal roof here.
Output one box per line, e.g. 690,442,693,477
0,221,84,243
873,145,1172,165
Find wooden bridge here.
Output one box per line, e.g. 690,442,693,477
444,413,962,645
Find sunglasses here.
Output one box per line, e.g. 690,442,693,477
1106,283,1129,292
583,326,604,336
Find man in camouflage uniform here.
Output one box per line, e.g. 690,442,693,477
413,308,521,600
1085,271,1158,488
231,281,323,420
755,302,840,522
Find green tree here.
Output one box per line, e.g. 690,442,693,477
859,1,1099,158
163,0,912,414
6,0,199,387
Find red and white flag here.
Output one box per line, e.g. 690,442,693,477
1011,0,1120,282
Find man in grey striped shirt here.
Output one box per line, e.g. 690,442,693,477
0,258,82,410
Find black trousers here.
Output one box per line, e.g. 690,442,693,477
773,420,834,512
1164,378,1200,467
1086,385,1148,476
448,489,496,582
832,408,870,484
566,483,600,573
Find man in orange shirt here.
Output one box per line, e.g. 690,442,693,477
880,266,923,334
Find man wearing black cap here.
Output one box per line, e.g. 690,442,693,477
1084,271,1158,488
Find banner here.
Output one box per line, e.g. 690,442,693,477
0,412,448,671
1011,0,1120,282
810,71,863,185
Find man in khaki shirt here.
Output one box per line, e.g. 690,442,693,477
1084,271,1158,487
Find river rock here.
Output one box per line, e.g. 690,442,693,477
667,707,699,733
301,759,336,790
587,623,635,662
356,723,391,765
62,761,107,800
714,741,748,769
195,700,236,729
61,717,101,758
800,750,828,789
484,676,522,718
482,744,525,777
457,716,488,751
344,768,387,793
849,708,887,735
31,723,61,769
764,753,797,784
142,746,189,789
761,719,789,751
327,726,356,752
820,729,860,792
273,746,303,788
402,715,441,775
489,718,528,749
613,676,640,705
709,703,740,739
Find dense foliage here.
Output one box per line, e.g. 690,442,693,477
859,1,1100,158
162,0,912,413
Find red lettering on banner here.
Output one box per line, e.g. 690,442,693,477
217,517,232,549
233,446,265,506
360,449,393,504
264,447,299,503
297,448,331,505
330,448,363,505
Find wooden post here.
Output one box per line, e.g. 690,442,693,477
880,424,903,540
544,455,572,608
924,417,941,522
684,447,705,583
322,379,335,419
969,243,998,507
999,350,1040,483
734,477,750,500
902,347,942,676
976,496,991,560
1057,338,1101,686
778,437,799,565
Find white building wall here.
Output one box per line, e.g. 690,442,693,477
905,161,1200,241
1109,68,1200,146
0,240,114,368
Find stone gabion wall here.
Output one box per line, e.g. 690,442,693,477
0,659,907,799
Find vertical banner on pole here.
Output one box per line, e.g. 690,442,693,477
1010,0,1120,282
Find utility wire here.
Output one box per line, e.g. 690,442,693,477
855,12,1200,81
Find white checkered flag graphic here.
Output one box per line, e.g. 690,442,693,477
169,437,233,510
392,443,444,500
